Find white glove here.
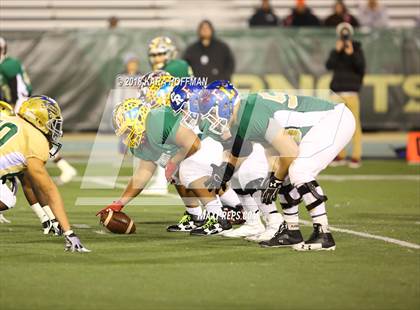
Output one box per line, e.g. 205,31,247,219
64,230,90,253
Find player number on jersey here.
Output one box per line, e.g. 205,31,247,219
0,121,18,147
259,92,298,109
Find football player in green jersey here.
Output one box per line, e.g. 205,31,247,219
168,81,244,235
0,37,32,106
148,36,193,78
147,36,192,195
96,96,233,236
203,84,356,251
172,80,283,239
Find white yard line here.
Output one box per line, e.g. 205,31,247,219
75,176,420,250
59,174,420,183
300,220,420,250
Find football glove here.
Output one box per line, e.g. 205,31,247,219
204,162,235,193
96,201,124,216
64,231,90,253
261,172,283,204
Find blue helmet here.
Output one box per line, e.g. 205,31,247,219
199,80,238,135
170,82,203,129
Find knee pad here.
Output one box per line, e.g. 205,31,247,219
0,180,17,209
297,180,327,211
278,182,302,209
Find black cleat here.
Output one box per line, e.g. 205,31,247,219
166,212,204,232
260,222,304,248
190,214,232,236
295,223,336,251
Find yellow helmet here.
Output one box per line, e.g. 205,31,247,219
0,100,14,116
18,95,63,156
138,70,175,109
112,98,150,148
148,36,177,70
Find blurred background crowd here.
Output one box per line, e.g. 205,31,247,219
0,0,419,165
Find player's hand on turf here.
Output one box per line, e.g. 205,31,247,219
204,162,234,193
261,172,283,204
165,161,178,184
96,201,124,216
64,231,90,253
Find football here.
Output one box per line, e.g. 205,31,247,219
100,210,136,234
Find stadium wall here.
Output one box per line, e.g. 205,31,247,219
1,28,419,131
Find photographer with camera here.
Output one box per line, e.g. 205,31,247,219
326,22,365,168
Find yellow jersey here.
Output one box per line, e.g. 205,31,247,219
0,115,49,179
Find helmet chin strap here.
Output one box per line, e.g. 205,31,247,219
49,142,62,157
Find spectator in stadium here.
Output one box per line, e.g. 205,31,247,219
108,16,119,29
326,23,365,168
183,20,235,82
359,0,389,28
283,0,321,27
249,0,280,27
324,0,359,27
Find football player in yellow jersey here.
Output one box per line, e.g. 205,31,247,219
0,95,90,252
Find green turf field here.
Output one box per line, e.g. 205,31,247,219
0,160,419,310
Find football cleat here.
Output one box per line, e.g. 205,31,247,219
190,215,232,236
246,213,283,242
42,219,63,235
56,159,77,184
166,212,204,232
222,221,265,238
259,222,304,248
294,223,336,251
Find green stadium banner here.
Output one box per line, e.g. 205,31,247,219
1,28,419,131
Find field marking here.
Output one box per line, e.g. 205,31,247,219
300,220,420,250
60,174,420,184
77,177,420,250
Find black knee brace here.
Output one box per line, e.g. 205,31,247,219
297,180,328,211
278,183,302,210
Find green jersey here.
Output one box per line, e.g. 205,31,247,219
0,57,32,104
163,59,192,78
232,92,336,144
131,106,181,166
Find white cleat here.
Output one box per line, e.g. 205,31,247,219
245,225,278,242
222,222,265,238
245,224,280,242
247,212,283,242
0,213,11,224
57,159,77,184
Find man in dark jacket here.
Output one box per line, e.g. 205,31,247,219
326,22,365,168
249,0,280,27
283,0,321,27
183,20,235,82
